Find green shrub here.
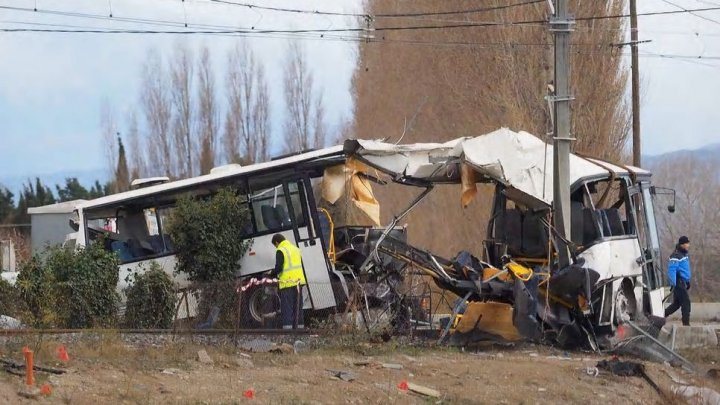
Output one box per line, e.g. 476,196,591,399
16,241,121,328
167,188,253,283
167,188,253,326
16,255,57,327
124,262,177,329
0,278,25,319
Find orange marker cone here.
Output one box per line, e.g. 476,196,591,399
398,380,409,392
56,346,70,362
243,388,255,399
40,383,52,396
22,348,34,386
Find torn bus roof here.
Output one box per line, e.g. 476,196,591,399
345,128,649,206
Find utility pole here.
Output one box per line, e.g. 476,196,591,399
551,0,574,269
630,0,641,167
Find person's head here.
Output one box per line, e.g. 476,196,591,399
271,233,286,247
678,235,690,251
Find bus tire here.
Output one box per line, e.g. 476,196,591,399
240,285,280,329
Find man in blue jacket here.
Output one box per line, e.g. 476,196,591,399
665,236,692,326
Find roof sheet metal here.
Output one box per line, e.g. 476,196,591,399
349,128,638,205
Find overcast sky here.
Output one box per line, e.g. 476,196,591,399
0,0,719,193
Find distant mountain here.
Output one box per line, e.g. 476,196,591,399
644,143,720,167
0,168,108,201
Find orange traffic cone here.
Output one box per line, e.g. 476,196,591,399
56,346,70,362
398,380,409,392
40,383,52,396
243,388,255,399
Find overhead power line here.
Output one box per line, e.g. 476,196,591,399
206,0,545,19
2,3,720,35
658,0,720,27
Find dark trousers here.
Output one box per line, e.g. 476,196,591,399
279,286,304,329
665,279,691,326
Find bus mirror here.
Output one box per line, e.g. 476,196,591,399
652,186,676,214
68,218,79,232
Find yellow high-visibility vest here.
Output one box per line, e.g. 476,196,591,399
277,239,306,289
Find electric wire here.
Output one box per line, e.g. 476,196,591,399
205,0,545,18
658,0,720,26
3,3,720,35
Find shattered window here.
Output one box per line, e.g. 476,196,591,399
86,204,176,264
585,179,635,237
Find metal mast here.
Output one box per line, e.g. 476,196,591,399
551,0,575,268
630,0,641,167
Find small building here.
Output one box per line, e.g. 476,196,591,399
27,199,85,253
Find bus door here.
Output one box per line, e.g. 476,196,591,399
630,181,665,317
285,178,336,310
243,177,336,310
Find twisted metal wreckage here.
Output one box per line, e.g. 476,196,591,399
334,128,672,350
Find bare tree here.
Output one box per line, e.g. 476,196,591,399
100,100,118,178
170,43,195,178
255,64,271,162
197,46,218,174
126,109,145,180
283,41,325,153
651,154,720,298
140,49,173,178
224,41,271,164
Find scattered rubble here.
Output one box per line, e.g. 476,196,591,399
406,382,441,398
672,385,720,405
17,386,41,399
381,363,403,370
197,349,214,364
326,369,357,382
234,358,254,368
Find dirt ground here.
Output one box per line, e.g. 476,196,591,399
0,334,718,405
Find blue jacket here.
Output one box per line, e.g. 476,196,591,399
667,247,691,287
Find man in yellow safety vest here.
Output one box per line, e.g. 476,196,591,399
270,234,307,329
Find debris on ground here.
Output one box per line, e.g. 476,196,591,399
597,358,646,377
327,369,357,382
197,349,214,364
293,340,308,354
0,358,66,375
672,385,720,405
17,386,41,399
270,343,294,354
234,357,254,368
706,368,720,380
239,339,274,353
381,363,403,370
406,382,441,398
597,358,668,402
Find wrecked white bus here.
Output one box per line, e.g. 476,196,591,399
344,128,673,348
56,128,672,345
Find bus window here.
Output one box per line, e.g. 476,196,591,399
286,181,307,228
85,204,177,264
250,184,291,233
586,179,635,237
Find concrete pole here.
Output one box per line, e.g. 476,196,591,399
630,0,641,167
551,0,574,269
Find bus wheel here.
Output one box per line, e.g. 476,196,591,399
240,285,280,328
